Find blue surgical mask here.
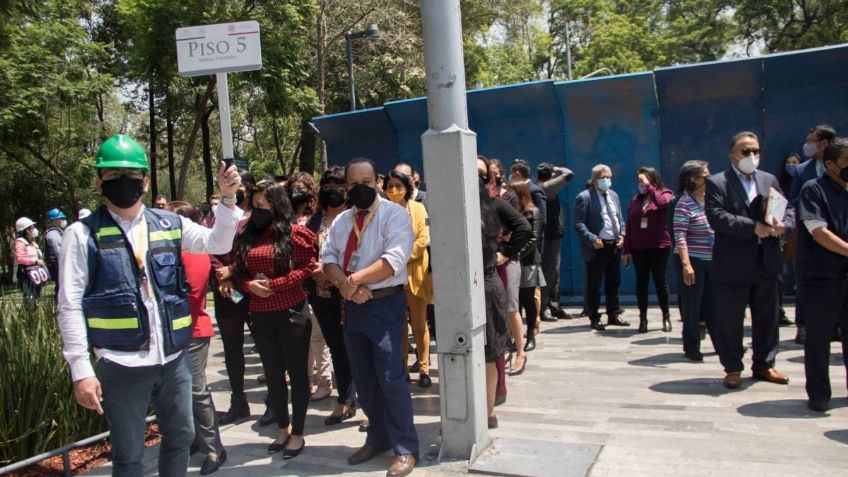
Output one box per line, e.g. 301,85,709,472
638,183,648,195
785,164,798,177
597,178,612,192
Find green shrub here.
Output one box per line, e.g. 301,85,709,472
0,298,108,465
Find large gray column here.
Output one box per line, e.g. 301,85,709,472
419,0,489,461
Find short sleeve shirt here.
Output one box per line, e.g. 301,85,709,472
797,177,848,279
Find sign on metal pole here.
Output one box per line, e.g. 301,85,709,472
175,21,262,162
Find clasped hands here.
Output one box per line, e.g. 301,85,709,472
339,275,372,304
755,218,786,239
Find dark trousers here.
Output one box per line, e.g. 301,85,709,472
519,287,538,332
251,303,312,434
309,295,354,405
344,292,419,456
187,338,224,456
96,352,194,477
585,243,622,320
541,237,562,309
711,251,780,373
676,256,716,354
631,248,671,316
802,278,848,403
213,291,251,396
795,280,807,327
49,265,59,298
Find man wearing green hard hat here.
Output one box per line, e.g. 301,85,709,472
56,134,242,476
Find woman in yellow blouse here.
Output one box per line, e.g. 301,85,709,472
384,170,434,387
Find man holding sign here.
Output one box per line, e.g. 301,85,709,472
705,131,795,390
57,135,241,476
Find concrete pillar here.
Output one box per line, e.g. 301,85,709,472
419,0,489,462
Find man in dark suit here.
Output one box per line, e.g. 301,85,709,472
705,131,795,389
788,124,837,345
511,159,547,242
574,164,628,331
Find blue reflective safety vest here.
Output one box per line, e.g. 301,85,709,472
80,205,192,355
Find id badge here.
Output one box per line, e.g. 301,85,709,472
640,217,648,229
347,253,360,273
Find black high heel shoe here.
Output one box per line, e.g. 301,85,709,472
662,314,672,333
282,439,305,459
325,406,357,426
268,435,290,454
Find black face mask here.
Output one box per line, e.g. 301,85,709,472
251,208,273,230
102,176,144,209
836,163,848,183
495,176,503,187
235,190,246,205
348,183,377,210
319,189,345,208
290,191,309,207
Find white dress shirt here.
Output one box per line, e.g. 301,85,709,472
732,164,759,203
598,191,620,240
322,196,413,290
58,204,241,382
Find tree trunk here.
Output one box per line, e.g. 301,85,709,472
176,77,216,199
166,86,177,200
148,84,158,200
297,119,315,175
272,116,286,173
316,6,328,171
201,107,214,201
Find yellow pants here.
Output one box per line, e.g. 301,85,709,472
402,289,431,375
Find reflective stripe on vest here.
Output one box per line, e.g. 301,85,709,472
87,317,139,329
150,229,182,242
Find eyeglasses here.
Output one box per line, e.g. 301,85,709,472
740,148,760,156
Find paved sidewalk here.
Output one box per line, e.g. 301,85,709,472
87,305,848,476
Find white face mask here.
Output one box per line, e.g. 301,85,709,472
737,155,760,174
30,228,39,238
59,220,67,229
211,204,218,215
803,141,818,158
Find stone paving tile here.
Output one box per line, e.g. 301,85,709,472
86,305,848,476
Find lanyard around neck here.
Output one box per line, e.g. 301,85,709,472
352,200,380,243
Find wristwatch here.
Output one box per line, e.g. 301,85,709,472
221,195,237,206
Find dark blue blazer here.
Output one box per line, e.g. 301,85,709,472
574,187,624,262
705,168,795,284
789,158,819,206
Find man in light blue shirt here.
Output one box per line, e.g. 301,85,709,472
322,158,417,477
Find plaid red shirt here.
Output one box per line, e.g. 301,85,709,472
241,224,317,312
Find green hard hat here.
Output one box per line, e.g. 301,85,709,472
95,135,150,171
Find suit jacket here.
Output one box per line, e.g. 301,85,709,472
574,187,624,262
789,158,820,206
705,168,795,284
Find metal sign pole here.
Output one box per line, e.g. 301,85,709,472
215,72,234,160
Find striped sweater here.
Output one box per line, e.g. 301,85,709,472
673,193,714,261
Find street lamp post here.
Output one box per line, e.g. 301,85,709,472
345,24,380,111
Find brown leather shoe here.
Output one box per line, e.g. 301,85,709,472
386,454,416,477
348,443,391,465
752,368,789,385
723,372,742,389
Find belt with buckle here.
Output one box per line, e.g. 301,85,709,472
370,285,404,300
602,239,617,246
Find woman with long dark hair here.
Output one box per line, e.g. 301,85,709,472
233,180,318,458
305,166,357,425
508,182,545,352
622,166,674,333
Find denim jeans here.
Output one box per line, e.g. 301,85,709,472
96,351,194,477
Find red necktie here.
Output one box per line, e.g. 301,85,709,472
342,210,369,275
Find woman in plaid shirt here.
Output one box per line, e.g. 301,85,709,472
233,180,318,459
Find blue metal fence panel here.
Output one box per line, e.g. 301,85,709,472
762,45,848,179
383,97,429,177
311,107,399,172
555,72,661,297
466,81,564,167
655,57,765,182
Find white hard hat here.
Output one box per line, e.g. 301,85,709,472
78,208,92,219
15,217,36,233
